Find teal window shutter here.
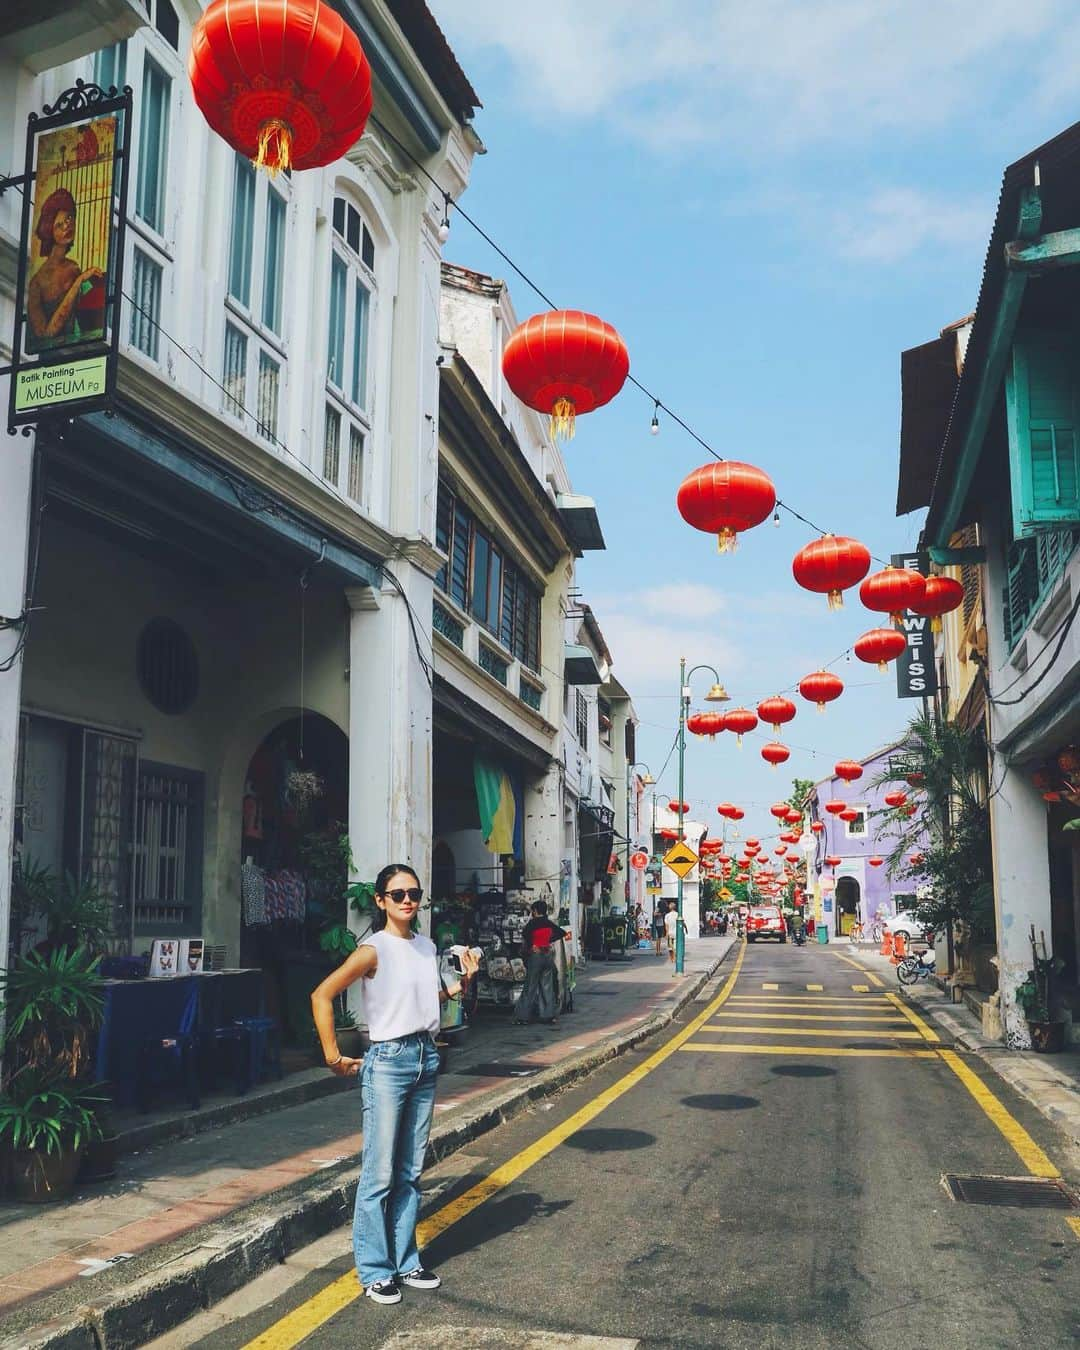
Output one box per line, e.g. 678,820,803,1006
1006,332,1080,535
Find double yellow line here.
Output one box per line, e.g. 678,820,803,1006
243,945,748,1348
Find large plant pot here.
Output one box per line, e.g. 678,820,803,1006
77,1134,118,1184
10,1142,85,1203
1027,1019,1065,1054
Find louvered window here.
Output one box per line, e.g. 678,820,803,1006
1006,332,1080,536
1001,529,1077,650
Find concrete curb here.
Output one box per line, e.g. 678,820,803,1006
4,949,735,1350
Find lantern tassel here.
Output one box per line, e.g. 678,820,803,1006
717,527,738,554
254,119,293,177
549,397,576,441
815,703,825,714
930,615,943,634
827,589,843,611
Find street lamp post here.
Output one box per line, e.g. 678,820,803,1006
675,658,729,974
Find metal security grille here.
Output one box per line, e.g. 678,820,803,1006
137,618,199,714
943,1175,1079,1209
256,350,279,442
130,248,162,359
80,730,137,948
135,766,200,929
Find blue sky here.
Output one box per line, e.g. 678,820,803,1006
434,2,1080,841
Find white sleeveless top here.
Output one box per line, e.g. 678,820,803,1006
360,930,440,1041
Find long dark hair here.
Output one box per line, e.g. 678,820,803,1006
371,862,421,932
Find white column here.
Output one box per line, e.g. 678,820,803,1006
987,762,1052,1047
0,422,35,976
524,761,560,907
346,563,434,933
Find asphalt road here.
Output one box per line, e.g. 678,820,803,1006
158,940,1080,1350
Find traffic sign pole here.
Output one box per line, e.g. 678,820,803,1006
676,656,686,974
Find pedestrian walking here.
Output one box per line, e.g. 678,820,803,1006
664,899,680,970
514,900,566,1024
310,863,479,1306
652,902,666,956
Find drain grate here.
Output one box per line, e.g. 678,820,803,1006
943,1174,1079,1209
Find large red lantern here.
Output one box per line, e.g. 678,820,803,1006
502,311,629,440
858,566,927,625
835,760,863,783
676,461,776,553
854,627,908,673
688,710,725,739
909,575,964,633
761,742,790,768
798,669,844,712
724,708,758,747
884,790,908,809
770,802,790,819
757,696,797,734
189,0,373,175
824,799,846,815
792,535,871,610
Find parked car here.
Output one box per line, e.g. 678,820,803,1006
746,905,787,943
884,912,932,944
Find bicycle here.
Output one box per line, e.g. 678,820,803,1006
848,922,865,946
869,918,884,945
896,948,936,985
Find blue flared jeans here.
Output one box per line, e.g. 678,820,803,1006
353,1031,440,1287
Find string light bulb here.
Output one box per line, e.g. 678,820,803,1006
773,509,780,527
437,193,451,244
650,401,660,435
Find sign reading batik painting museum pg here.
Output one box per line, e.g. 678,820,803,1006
891,551,937,699
5,80,132,432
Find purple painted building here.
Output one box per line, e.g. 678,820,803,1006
806,739,929,937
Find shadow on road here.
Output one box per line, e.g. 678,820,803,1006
680,1093,760,1111
425,1192,573,1265
770,1064,837,1078
561,1126,655,1152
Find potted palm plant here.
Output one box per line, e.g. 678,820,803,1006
0,944,106,1200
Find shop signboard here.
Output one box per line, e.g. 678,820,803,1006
891,551,937,699
6,80,132,432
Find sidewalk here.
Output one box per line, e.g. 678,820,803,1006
0,937,734,1350
830,940,1080,1148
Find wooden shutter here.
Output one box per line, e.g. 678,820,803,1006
1006,332,1080,535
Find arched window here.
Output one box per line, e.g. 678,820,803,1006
323,194,376,506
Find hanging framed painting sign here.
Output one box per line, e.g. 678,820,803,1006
5,79,132,432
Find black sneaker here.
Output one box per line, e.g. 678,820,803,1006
401,1267,441,1290
365,1278,402,1304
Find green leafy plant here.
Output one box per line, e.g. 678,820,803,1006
1017,925,1065,1024
0,945,103,1079
0,1069,104,1155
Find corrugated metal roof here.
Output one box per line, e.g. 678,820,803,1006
924,118,1080,542
897,333,960,515
385,0,481,122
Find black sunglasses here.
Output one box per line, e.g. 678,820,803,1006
383,887,423,903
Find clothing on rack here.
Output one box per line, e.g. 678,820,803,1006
241,860,267,927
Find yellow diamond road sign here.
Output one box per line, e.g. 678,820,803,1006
662,840,699,878
718,887,735,902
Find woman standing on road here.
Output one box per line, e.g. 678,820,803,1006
311,863,479,1306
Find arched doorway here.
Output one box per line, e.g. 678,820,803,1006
836,875,861,937
239,713,348,1043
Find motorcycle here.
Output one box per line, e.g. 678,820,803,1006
792,928,807,947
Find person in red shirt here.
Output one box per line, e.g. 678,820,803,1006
514,901,566,1025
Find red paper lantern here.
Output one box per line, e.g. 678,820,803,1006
835,760,863,782
761,742,790,768
854,627,907,673
688,710,726,739
717,854,732,865
770,802,790,819
868,856,884,867
798,669,844,711
909,574,964,633
839,807,859,822
824,799,846,815
668,800,689,815
502,311,629,440
676,461,776,553
189,0,373,174
906,771,926,786
785,808,802,824
717,802,736,818
724,708,758,746
792,535,871,610
811,820,825,833
757,696,797,734
909,852,925,866
774,846,787,856
884,790,908,808
858,566,927,624
660,828,677,841
729,807,745,821
824,855,842,868
746,838,760,848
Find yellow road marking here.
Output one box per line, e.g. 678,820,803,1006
728,998,891,1009
241,945,749,1348
885,992,940,1043
710,1011,907,1023
699,1025,923,1039
1067,1217,1080,1242
681,1043,938,1058
852,984,870,993
761,982,779,990
936,1048,1060,1179
806,983,824,991
831,950,886,987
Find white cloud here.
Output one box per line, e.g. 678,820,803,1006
834,187,990,264
439,0,1062,154
637,583,727,619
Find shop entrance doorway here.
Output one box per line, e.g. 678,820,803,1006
239,713,348,1045
836,875,860,936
